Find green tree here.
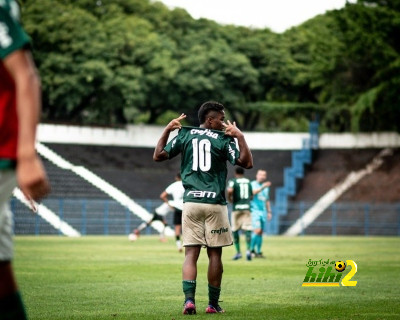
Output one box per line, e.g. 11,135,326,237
20,0,400,132
331,0,400,131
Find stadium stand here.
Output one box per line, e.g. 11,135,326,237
12,144,293,236
280,148,400,235
41,156,109,199
42,143,293,200
11,124,400,236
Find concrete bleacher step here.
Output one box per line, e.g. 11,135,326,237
36,142,174,236
42,158,109,198
283,148,394,236
43,142,294,201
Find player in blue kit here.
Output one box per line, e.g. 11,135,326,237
250,170,272,258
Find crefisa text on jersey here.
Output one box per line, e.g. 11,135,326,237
190,128,219,139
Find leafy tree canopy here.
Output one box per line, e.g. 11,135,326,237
20,0,400,132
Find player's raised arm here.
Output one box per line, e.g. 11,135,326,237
153,113,186,162
252,181,271,195
223,120,253,169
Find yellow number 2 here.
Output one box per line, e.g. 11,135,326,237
341,260,358,287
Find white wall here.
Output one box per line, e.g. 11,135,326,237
37,124,400,150
318,132,400,149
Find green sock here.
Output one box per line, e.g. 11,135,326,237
208,284,221,306
182,280,196,303
0,291,27,320
233,231,240,253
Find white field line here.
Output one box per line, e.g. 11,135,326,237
13,188,81,237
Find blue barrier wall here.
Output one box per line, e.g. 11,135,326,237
274,121,319,234
11,198,400,236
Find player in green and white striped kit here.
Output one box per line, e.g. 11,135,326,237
153,101,253,315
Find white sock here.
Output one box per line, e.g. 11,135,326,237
137,222,147,231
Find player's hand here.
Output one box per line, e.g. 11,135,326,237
267,212,272,221
17,155,50,203
223,120,242,137
262,181,271,188
167,113,186,132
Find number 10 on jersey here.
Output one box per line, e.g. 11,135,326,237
192,139,211,171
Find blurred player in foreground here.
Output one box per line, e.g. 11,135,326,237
0,1,50,318
250,169,272,258
227,167,253,261
159,173,184,252
153,101,253,314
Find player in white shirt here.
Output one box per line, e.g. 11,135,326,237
132,202,171,242
131,174,184,245
160,173,185,252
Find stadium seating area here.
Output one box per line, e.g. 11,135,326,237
43,143,294,200
280,148,400,235
42,157,109,199
12,138,400,236
292,148,400,202
12,143,294,236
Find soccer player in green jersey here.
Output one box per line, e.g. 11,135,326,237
153,101,253,314
227,167,253,261
1,1,50,318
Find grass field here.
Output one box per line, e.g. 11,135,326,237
14,236,399,320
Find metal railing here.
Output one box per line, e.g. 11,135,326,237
277,201,400,236
11,198,400,236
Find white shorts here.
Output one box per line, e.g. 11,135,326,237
0,170,17,261
182,202,233,248
231,209,252,232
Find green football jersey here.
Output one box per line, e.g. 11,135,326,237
164,126,240,205
227,177,253,211
0,0,30,59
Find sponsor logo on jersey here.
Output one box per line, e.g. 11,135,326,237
256,194,267,201
211,227,229,234
187,190,217,198
190,128,219,139
171,137,177,148
0,23,12,48
9,0,21,21
0,0,20,20
228,143,236,160
235,204,250,210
